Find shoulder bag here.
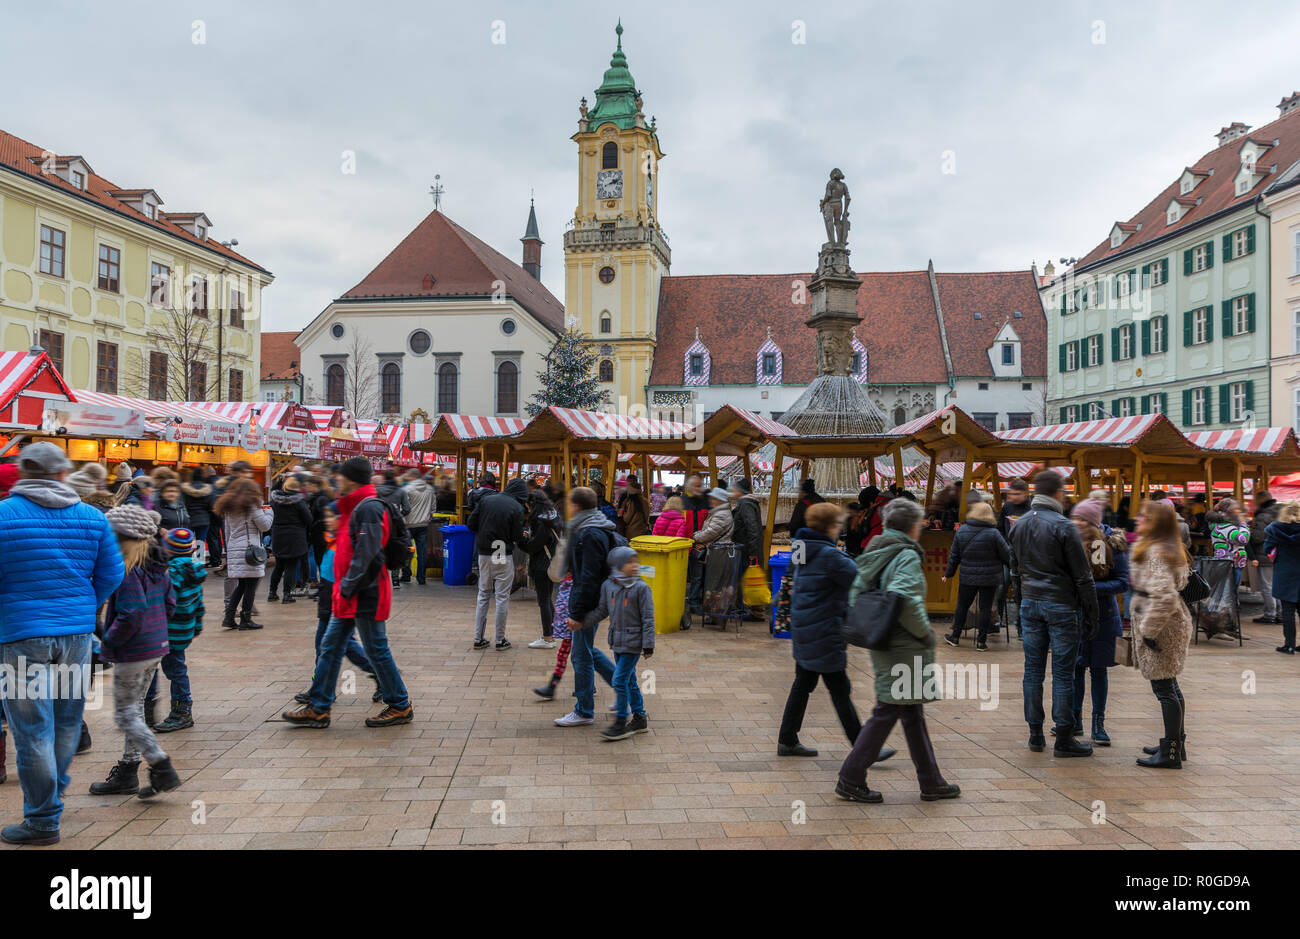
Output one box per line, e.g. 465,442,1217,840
842,550,907,651
243,520,268,566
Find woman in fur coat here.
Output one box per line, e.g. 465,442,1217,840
1129,500,1193,769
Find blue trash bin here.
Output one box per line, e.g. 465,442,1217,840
441,525,475,586
769,551,792,638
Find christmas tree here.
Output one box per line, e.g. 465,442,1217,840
526,326,611,416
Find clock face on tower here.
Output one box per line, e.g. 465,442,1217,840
596,169,623,200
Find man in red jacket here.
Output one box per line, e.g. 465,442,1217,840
283,457,413,729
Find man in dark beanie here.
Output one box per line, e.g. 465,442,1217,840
283,456,413,729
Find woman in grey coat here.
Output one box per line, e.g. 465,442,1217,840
215,478,272,630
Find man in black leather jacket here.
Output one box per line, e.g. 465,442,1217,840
1009,470,1098,758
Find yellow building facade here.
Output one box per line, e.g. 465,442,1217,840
563,23,670,412
0,130,272,400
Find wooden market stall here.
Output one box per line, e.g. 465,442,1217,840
408,414,529,517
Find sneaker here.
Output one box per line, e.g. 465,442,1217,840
365,704,414,728
554,710,594,727
282,705,331,728
528,637,558,649
626,713,649,735
1,821,59,846
473,638,490,650
267,592,279,601
495,639,512,651
835,777,883,803
600,720,635,741
293,691,311,705
943,633,959,647
1277,646,1296,655
975,638,989,652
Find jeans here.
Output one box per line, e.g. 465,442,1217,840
315,616,372,673
407,526,428,583
570,625,614,719
1020,597,1082,731
0,634,92,831
952,582,997,638
309,615,408,711
113,658,166,765
145,649,192,705
474,554,513,642
611,652,645,721
777,664,861,746
840,701,944,790
1283,600,1298,648
1072,663,1108,719
535,576,555,637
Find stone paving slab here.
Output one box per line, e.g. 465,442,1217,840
2,576,1297,849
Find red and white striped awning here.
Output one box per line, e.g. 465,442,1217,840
304,406,340,433
439,414,528,441
545,407,694,440
0,351,75,427
73,391,234,428
989,461,1074,480
1185,427,1295,455
997,414,1162,446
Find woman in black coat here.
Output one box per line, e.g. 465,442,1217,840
522,490,563,647
156,479,191,531
267,476,313,603
786,478,826,538
777,502,895,763
1264,501,1300,654
941,501,1010,649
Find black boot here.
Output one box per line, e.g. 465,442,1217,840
1027,724,1046,752
1143,734,1187,760
237,611,264,631
77,720,92,754
221,608,238,629
532,675,560,700
138,757,181,799
89,760,140,795
154,702,194,734
1053,728,1093,757
1136,737,1182,769
1091,714,1110,746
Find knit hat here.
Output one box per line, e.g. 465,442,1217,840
67,462,108,497
707,487,730,503
729,478,751,495
1070,498,1105,528
608,545,639,570
339,456,373,485
107,504,161,540
162,527,196,556
18,441,70,476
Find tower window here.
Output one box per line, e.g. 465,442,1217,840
599,313,611,334
599,266,616,284
599,359,614,382
892,407,907,427
602,141,618,169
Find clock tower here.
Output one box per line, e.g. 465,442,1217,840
564,21,669,412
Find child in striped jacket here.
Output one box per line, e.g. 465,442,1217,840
146,528,206,734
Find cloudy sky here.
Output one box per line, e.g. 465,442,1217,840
6,0,1300,332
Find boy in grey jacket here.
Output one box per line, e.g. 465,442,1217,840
585,546,655,741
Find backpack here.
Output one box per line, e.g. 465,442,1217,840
352,497,414,572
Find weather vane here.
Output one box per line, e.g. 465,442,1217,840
429,174,445,211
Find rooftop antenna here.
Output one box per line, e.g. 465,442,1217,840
429,174,445,211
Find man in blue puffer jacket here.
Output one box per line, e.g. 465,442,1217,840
0,442,123,846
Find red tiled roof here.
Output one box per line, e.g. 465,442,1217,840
260,331,301,381
649,268,1042,386
338,210,565,334
0,127,270,275
1075,106,1300,270
933,271,1047,378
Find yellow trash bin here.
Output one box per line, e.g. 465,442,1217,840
630,535,693,634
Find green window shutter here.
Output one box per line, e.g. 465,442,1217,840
1218,384,1231,424
1111,327,1120,361
1223,232,1233,259
1112,397,1122,416
1182,388,1193,423
1060,293,1066,315
1222,300,1233,338
1245,381,1254,416
1183,249,1193,275
1161,259,1169,283
1183,310,1193,346
1058,343,1067,373
1205,309,1214,343
1247,224,1256,254
1140,394,1150,415
1059,406,1068,423
1206,240,1214,268
1159,393,1168,415
1248,293,1256,332
1141,319,1151,354
1095,335,1104,365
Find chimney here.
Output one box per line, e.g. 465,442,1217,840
1279,92,1300,118
1216,122,1251,147
520,197,543,281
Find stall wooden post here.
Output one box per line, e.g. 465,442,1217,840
708,447,719,489
606,443,618,502
988,463,1001,510
799,459,810,488
925,455,937,506
502,442,512,483
957,453,974,522
1132,451,1145,504
1111,470,1123,512
743,449,753,491
561,440,572,501
640,453,651,494
867,458,877,488
893,445,905,493
1233,458,1243,501
763,443,787,561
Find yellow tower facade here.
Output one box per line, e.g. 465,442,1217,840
564,22,669,412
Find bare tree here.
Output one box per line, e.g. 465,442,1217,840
126,303,222,401
342,331,378,418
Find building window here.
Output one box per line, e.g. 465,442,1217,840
70,170,85,190
325,363,345,406
1148,393,1164,415
1190,387,1207,425
762,352,776,376
1064,342,1077,371
1115,269,1134,297
1064,405,1079,423
1086,335,1102,367
1007,412,1032,430
1118,324,1132,360
1151,316,1166,353
599,313,611,334
1294,310,1300,354
144,203,155,220
978,382,989,390
229,288,245,328
689,353,703,377
148,352,168,400
196,224,206,240
598,359,614,382
96,342,118,394
190,275,209,317
1294,231,1300,274
1147,259,1167,287
1189,243,1210,273
438,362,458,413
381,362,401,414
188,361,207,401
97,244,120,292
150,262,171,307
228,368,244,402
601,141,618,169
1230,382,1248,422
1231,294,1253,335
1117,397,1133,418
1231,226,1253,259
598,266,615,284
1001,343,1014,365
973,412,998,431
39,225,65,277
851,352,862,373
501,318,516,335
892,406,907,426
496,360,518,414
331,323,345,339
408,330,431,355
1190,307,1210,345
38,330,64,373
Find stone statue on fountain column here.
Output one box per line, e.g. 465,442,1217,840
819,168,850,246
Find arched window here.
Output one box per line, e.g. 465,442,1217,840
599,313,611,334
892,406,907,427
599,359,614,382
602,141,618,169
497,360,518,414
326,363,345,406
438,362,458,414
381,362,401,414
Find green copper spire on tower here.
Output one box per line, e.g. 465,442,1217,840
586,21,641,130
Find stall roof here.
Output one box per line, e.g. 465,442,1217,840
409,414,529,450
0,350,74,427
891,405,1002,456
698,405,797,453
994,413,1191,457
1184,427,1300,457
507,407,695,453
72,390,239,430
184,400,319,433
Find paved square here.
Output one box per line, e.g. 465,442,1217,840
4,577,1298,850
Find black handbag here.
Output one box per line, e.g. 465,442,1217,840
842,552,906,651
243,522,267,566
1180,569,1210,605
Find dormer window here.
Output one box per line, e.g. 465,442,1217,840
689,354,703,376
755,330,783,385
1167,206,1179,225
196,224,206,240
684,330,711,386
850,336,868,384
71,170,85,190
144,204,155,219
1180,177,1192,194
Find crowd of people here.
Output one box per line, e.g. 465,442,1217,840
3,438,1297,843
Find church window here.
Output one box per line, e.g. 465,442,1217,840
599,313,611,333
501,318,517,336
497,360,519,414
330,323,344,339
381,362,402,414
599,359,614,382
893,406,907,427
408,330,431,355
438,362,458,414
602,142,618,169
326,363,345,406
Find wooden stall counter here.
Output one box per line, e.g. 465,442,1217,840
920,528,960,615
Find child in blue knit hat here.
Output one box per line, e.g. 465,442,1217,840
144,528,206,734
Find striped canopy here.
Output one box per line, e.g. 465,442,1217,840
997,414,1162,446
1184,427,1299,455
